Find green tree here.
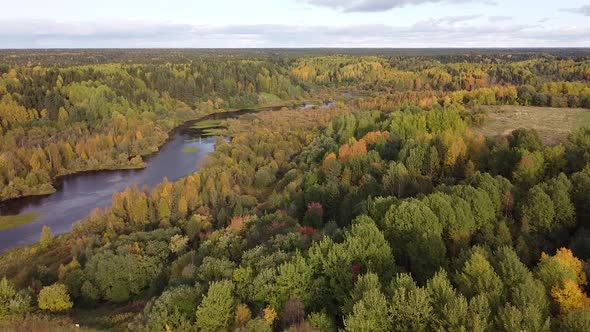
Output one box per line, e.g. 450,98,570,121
467,295,493,332
383,162,411,197
469,172,504,214
455,250,503,307
496,303,550,332
541,174,576,231
512,151,545,188
343,287,391,332
388,273,433,332
559,307,590,332
307,238,353,310
84,251,160,303
343,273,381,315
494,250,550,331
308,311,336,332
426,270,472,331
308,216,394,311
498,278,550,332
566,127,590,171
509,128,543,152
384,200,445,282
133,285,200,332
195,280,235,332
450,185,495,229
423,193,475,251
169,234,189,254
235,318,272,332
535,248,587,292
571,170,590,224
427,270,457,318
520,185,555,235
273,254,313,308
343,215,395,283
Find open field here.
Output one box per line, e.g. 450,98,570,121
0,212,39,230
476,105,590,145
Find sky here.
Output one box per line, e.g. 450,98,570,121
0,0,589,48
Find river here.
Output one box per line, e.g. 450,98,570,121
0,102,333,252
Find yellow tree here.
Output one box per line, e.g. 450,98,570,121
552,280,590,315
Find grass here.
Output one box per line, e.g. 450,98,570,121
0,212,40,230
70,303,144,331
0,314,101,332
200,128,223,136
259,92,281,102
190,119,223,130
182,147,201,154
476,105,590,145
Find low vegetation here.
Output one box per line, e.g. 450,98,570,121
477,106,590,145
190,119,225,130
182,147,201,154
0,213,39,231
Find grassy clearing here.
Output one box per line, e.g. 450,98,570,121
0,212,39,230
182,147,201,154
476,105,590,145
190,119,224,130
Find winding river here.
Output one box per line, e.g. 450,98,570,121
0,102,332,252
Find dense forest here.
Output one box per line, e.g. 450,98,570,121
0,56,305,200
2,50,589,201
2,49,590,331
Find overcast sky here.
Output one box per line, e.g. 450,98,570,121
1,0,589,48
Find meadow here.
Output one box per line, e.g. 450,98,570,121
478,106,590,145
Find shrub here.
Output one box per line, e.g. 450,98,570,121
38,284,73,312
0,277,32,316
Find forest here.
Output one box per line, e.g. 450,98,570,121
1,49,590,331
0,55,305,201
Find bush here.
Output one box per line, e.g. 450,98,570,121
38,284,73,312
0,277,32,316
131,285,200,331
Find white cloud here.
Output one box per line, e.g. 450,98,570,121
488,15,512,22
561,5,590,16
299,0,493,12
0,18,588,48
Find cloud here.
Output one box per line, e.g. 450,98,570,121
0,18,588,48
299,0,493,12
561,5,590,16
488,15,512,22
419,15,482,25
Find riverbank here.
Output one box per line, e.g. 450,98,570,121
0,99,338,252
0,100,311,204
